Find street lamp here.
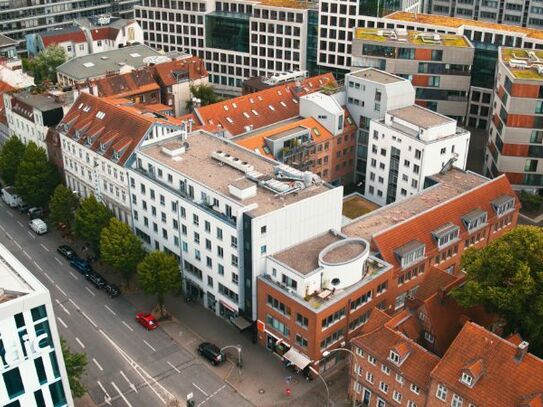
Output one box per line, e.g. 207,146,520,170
220,344,242,375
323,347,359,407
309,364,330,407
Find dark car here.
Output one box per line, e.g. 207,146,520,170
86,271,107,289
17,203,29,213
105,283,121,298
57,245,76,260
28,207,44,219
69,258,92,275
197,342,225,366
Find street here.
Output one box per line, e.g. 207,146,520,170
0,201,252,407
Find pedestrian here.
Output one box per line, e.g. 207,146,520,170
285,388,291,397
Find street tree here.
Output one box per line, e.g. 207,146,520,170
452,225,543,356
22,45,66,85
48,185,79,230
186,84,221,110
137,251,181,317
0,136,25,185
74,195,113,253
61,338,87,398
101,218,145,286
15,141,60,207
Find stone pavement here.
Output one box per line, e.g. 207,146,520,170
126,291,350,407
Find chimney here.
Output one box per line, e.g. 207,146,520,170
515,341,529,362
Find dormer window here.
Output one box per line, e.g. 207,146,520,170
112,150,120,161
389,351,401,365
462,209,487,232
99,142,107,152
73,130,82,141
395,240,425,268
492,195,515,217
432,223,459,248
460,372,473,387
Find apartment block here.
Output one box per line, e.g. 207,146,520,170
0,243,73,407
352,28,474,122
365,104,470,205
127,130,343,322
486,48,543,193
257,168,519,374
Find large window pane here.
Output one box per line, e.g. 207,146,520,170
3,367,24,399
31,305,47,322
49,379,67,407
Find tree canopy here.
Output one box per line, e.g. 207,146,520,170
137,251,181,316
14,141,59,207
453,225,543,356
186,84,221,110
0,136,25,185
23,45,66,85
49,185,79,229
74,195,113,253
100,218,145,286
61,338,87,398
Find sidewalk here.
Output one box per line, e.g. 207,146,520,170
126,291,348,407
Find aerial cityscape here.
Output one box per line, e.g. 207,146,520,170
0,0,542,406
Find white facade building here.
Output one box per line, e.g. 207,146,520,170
0,243,73,407
128,130,343,321
365,104,470,205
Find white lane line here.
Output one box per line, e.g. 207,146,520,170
75,337,85,349
27,231,35,239
92,358,104,371
97,380,112,405
121,321,134,332
43,272,54,284
69,271,79,280
33,261,43,272
54,299,71,315
192,383,208,397
82,311,98,329
13,241,21,250
197,385,226,407
68,298,80,310
120,370,138,393
55,285,67,297
85,286,96,297
16,220,23,227
0,224,4,231
40,243,50,252
6,232,13,241
167,361,181,373
54,256,63,265
6,211,13,217
22,250,31,259
143,340,156,352
111,381,133,407
104,305,116,316
56,317,68,329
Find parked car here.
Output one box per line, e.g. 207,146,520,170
85,272,107,289
197,342,225,365
69,258,92,275
2,186,23,208
136,313,159,330
57,245,76,260
17,202,29,213
28,207,43,219
105,283,121,298
29,218,47,235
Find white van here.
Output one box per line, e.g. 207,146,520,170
2,186,23,208
29,219,47,235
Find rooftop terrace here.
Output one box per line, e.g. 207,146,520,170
501,48,543,81
256,0,317,9
390,104,455,129
354,28,471,48
349,68,406,85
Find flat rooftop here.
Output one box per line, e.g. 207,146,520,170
138,131,331,216
0,244,36,304
56,44,162,81
390,104,454,129
386,11,543,40
256,0,317,9
12,91,73,111
342,169,488,241
343,194,379,220
354,28,471,48
501,48,543,81
349,68,405,84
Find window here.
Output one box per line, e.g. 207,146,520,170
231,236,238,249
281,274,298,290
260,245,267,254
218,264,224,276
295,334,308,347
350,290,372,311
424,331,435,343
261,225,267,234
322,308,346,329
379,381,389,394
492,196,515,217
296,313,308,328
217,228,223,240
193,214,199,226
462,210,487,232
436,384,447,401
368,355,376,365
320,328,344,349
266,314,289,337
389,350,400,365
410,384,420,395
393,390,402,403
267,295,290,316
3,367,24,398
460,372,473,386
231,255,238,267
396,241,425,268
381,364,391,375
433,224,460,248
451,394,463,407
366,372,374,383
396,373,404,384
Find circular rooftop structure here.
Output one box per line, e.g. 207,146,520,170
318,238,370,290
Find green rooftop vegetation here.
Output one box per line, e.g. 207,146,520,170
354,28,470,48
501,48,543,81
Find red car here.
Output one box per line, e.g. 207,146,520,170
136,312,159,330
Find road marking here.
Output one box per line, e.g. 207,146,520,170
197,385,226,407
111,381,133,407
43,272,54,284
120,370,138,393
167,361,181,373
56,317,67,328
82,312,98,329
143,340,156,352
121,321,134,332
6,232,13,241
0,224,4,231
97,380,112,406
40,243,49,252
13,240,21,250
104,305,116,316
85,286,96,297
54,299,71,315
68,298,79,310
54,256,63,265
27,231,35,239
16,220,23,227
192,383,208,397
69,271,78,280
92,358,104,371
75,337,85,349
22,250,31,260
55,285,67,297
33,261,43,272
6,211,13,217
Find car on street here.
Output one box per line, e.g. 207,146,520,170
18,202,29,213
69,257,92,275
28,207,44,219
136,313,159,330
86,271,107,289
197,342,225,365
29,218,47,235
57,245,77,260
105,283,121,298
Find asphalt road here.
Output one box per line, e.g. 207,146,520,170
0,201,252,407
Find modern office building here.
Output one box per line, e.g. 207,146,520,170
486,47,543,193
0,1,139,54
365,104,470,205
352,28,474,122
0,243,73,407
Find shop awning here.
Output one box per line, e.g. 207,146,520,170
231,315,252,331
283,347,311,370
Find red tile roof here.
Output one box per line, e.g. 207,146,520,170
41,28,87,47
152,56,208,87
91,69,159,98
90,27,119,42
194,73,336,137
431,322,543,406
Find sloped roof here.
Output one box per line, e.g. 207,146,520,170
152,56,208,86
431,322,543,406
40,27,87,47
194,73,336,137
90,27,119,42
91,69,159,98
